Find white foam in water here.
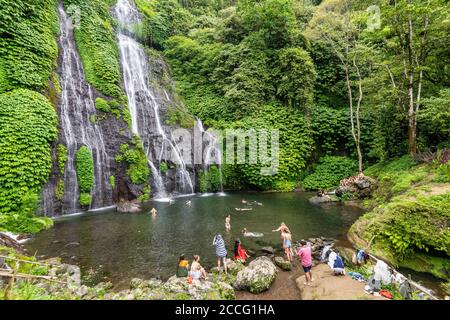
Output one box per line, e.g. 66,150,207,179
200,193,214,197
153,198,172,203
52,205,117,221
0,231,29,244
89,205,117,212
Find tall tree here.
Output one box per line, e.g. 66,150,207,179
380,0,449,155
305,0,367,173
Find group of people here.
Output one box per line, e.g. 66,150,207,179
175,235,251,281
168,200,342,288
149,200,192,217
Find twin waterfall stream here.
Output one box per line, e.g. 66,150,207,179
115,0,193,199
40,0,221,216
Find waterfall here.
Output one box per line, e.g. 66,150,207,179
321,245,333,262
196,119,224,193
40,3,112,215
114,0,194,198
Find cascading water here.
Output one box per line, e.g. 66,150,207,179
196,119,224,194
114,0,193,198
40,3,112,215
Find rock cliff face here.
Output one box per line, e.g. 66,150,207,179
39,1,197,216
336,175,378,199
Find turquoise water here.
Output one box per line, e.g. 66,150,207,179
26,192,364,288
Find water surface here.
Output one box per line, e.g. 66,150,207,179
26,192,364,288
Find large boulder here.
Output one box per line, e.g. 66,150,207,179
233,256,277,293
336,175,377,199
309,195,338,205
163,275,189,293
117,200,140,213
188,279,235,300
261,246,275,254
162,275,234,300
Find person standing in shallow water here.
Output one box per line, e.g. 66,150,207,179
213,234,228,273
272,222,291,248
225,214,231,232
282,230,294,262
297,240,313,286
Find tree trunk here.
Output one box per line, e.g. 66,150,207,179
407,16,417,155
353,55,363,174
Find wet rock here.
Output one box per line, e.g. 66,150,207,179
124,293,135,300
130,278,145,289
261,246,275,254
65,242,80,247
103,293,113,300
233,256,277,293
163,276,189,293
336,175,377,199
273,256,292,271
130,277,162,289
77,285,89,297
117,200,141,213
309,195,337,205
94,281,113,291
59,263,81,289
335,247,355,266
0,232,27,253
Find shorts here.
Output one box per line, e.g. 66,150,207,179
302,265,312,273
191,270,201,280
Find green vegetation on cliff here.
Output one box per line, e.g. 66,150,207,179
76,146,94,207
63,0,123,98
0,0,59,93
0,0,59,232
350,156,450,280
303,156,358,190
115,136,150,185
0,89,57,233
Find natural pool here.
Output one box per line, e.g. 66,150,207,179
26,192,365,288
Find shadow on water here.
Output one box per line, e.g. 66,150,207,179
26,192,367,289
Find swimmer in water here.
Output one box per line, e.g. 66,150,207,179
150,208,157,216
186,200,192,207
235,207,252,212
241,228,263,238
